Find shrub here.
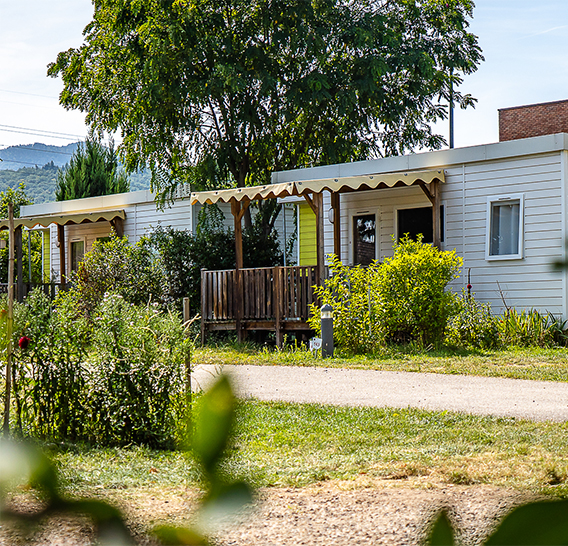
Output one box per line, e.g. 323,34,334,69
10,288,189,448
85,294,189,448
497,309,560,348
73,232,167,314
444,290,500,350
308,256,383,354
374,236,462,344
13,289,89,439
309,237,461,352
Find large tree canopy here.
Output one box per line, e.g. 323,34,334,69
49,0,482,204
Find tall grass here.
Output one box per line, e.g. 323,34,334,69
498,309,567,348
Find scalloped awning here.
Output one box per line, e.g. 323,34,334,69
0,209,126,230
189,170,445,204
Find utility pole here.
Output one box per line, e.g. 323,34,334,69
449,70,455,149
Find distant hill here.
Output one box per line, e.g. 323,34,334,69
0,142,79,170
0,143,151,204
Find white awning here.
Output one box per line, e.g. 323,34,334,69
0,209,126,230
189,170,445,204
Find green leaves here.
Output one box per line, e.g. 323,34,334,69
485,500,568,545
191,375,235,472
55,137,129,201
49,0,482,202
428,511,455,545
427,500,568,546
156,375,253,545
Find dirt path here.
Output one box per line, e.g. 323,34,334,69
0,483,536,545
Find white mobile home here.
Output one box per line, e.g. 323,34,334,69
273,132,568,318
18,186,295,284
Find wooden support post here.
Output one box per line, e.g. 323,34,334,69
331,192,341,260
231,198,250,342
200,268,207,345
111,217,124,237
315,192,325,285
57,224,66,285
15,226,23,302
274,266,283,348
3,203,14,436
432,180,441,250
419,182,442,250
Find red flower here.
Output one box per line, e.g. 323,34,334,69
467,284,472,290
18,336,31,349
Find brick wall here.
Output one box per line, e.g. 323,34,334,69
499,99,568,141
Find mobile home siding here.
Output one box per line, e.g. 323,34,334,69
299,202,317,265
318,150,565,317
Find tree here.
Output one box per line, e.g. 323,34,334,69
55,137,129,201
49,0,482,229
0,184,43,284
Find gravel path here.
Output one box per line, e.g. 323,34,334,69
193,364,568,421
0,484,536,546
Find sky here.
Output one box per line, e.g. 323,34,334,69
1,0,568,157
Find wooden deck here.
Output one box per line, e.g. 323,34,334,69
201,265,317,345
0,282,67,302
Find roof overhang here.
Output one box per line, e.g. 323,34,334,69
0,209,126,230
189,170,444,205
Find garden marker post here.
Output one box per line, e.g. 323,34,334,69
321,304,334,358
3,203,14,436
183,297,192,406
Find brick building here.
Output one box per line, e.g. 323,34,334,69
499,99,568,141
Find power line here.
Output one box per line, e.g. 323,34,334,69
0,88,58,100
0,127,83,142
0,158,56,167
0,124,85,139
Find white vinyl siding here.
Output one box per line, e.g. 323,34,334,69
325,153,564,317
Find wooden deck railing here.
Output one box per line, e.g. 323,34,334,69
201,265,318,343
0,282,68,302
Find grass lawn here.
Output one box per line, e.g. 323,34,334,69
53,399,568,500
195,344,568,383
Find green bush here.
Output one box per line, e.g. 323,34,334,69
444,290,500,350
11,288,189,448
73,232,167,314
12,289,88,439
85,294,188,448
309,237,461,352
308,256,383,354
375,236,462,345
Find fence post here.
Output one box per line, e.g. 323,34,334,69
183,297,192,408
200,269,206,345
274,266,283,348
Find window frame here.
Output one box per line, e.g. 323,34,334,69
68,236,86,273
393,202,446,246
485,193,525,261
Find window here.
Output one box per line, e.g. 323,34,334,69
70,240,85,272
353,213,376,266
486,195,524,260
396,206,444,243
